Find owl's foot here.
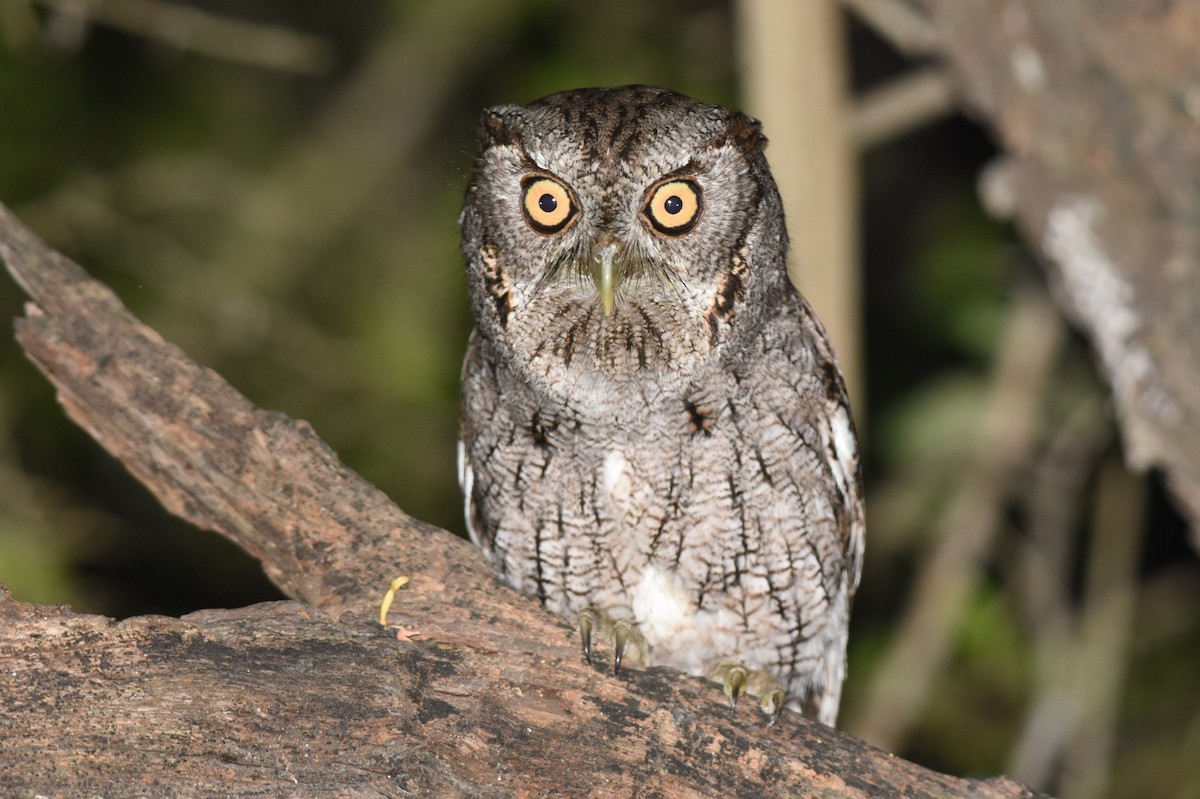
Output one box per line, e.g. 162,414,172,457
577,607,648,675
708,661,787,724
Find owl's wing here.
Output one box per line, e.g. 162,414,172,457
795,296,866,594
458,330,490,552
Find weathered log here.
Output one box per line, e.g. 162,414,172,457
0,203,1041,796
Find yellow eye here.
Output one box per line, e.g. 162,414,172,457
521,175,576,234
643,179,703,236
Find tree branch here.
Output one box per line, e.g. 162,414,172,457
33,0,336,74
0,198,480,620
0,202,1040,796
918,0,1200,546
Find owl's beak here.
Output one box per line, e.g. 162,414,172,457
591,240,621,316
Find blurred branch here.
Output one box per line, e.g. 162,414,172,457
1008,396,1112,788
1012,453,1144,799
737,0,863,413
0,202,1046,797
839,0,937,56
846,288,1065,749
32,0,336,74
917,0,1200,547
1058,460,1143,799
852,65,956,148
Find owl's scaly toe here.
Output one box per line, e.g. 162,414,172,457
577,607,647,675
708,661,787,724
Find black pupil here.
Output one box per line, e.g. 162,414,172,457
538,193,558,214
664,195,683,215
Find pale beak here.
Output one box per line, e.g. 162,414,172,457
591,241,620,316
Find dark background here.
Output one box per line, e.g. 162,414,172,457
0,3,1196,798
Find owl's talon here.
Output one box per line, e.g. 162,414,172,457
763,689,786,725
708,662,748,708
727,665,748,708
575,607,647,674
709,661,786,723
613,620,630,675
578,610,596,665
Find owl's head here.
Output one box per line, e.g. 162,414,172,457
461,86,789,402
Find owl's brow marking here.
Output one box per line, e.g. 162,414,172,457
605,103,630,153
512,144,541,173
655,159,704,181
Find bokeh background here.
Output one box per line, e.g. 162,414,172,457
1,3,1197,798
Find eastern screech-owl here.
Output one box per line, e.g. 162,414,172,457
458,86,864,725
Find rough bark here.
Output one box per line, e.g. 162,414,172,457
919,0,1200,544
0,203,1041,796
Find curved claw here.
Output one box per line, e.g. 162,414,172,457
574,607,647,674
709,661,787,724
578,610,595,665
613,621,630,675
763,689,786,726
708,662,748,709
726,666,747,709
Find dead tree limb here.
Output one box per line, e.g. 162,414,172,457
0,202,1040,797
918,0,1200,544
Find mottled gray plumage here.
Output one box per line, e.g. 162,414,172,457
458,86,864,725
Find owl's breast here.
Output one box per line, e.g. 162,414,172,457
461,323,858,683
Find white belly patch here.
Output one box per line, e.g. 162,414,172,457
632,565,695,645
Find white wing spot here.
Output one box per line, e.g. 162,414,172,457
632,565,695,644
457,440,481,547
829,406,857,498
456,439,469,490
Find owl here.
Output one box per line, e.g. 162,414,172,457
457,86,864,726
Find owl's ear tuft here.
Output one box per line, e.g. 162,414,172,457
725,112,767,153
479,107,520,148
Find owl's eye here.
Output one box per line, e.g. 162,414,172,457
643,179,703,236
521,176,577,235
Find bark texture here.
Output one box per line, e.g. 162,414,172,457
920,0,1200,542
0,203,1039,797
